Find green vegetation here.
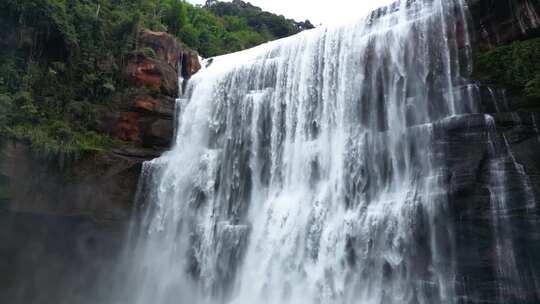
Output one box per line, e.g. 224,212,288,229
0,0,141,160
0,0,312,162
475,37,540,110
206,0,314,53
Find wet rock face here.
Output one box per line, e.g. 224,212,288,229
450,2,540,297
182,50,202,79
469,0,540,49
443,112,540,304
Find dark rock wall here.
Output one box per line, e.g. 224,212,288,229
0,143,142,220
450,1,540,302
470,0,540,49
443,112,540,303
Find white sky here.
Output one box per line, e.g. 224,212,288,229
187,0,395,25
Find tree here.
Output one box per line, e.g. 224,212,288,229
163,0,188,36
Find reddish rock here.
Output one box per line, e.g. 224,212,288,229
125,53,178,97
98,111,141,143
139,30,183,67
115,112,141,143
134,96,161,112
182,51,202,79
133,61,162,87
127,30,202,95
131,95,175,118
99,109,173,149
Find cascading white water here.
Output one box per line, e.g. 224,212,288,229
483,113,540,302
117,1,474,303
484,115,525,302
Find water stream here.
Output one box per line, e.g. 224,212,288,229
113,1,495,303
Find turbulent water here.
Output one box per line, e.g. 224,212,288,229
117,0,477,303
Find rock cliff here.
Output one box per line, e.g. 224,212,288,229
469,0,540,49
450,0,540,302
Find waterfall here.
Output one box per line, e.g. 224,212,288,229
484,115,525,302
116,0,475,303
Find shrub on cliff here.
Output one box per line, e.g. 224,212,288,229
476,37,540,109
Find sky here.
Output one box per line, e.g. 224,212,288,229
187,0,395,25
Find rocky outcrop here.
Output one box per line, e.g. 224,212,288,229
182,50,202,79
134,29,202,80
117,31,201,152
114,31,201,151
125,53,179,97
99,96,176,149
139,29,184,66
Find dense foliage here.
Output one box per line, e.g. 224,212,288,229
0,0,135,161
476,37,540,110
206,0,314,45
0,0,312,161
